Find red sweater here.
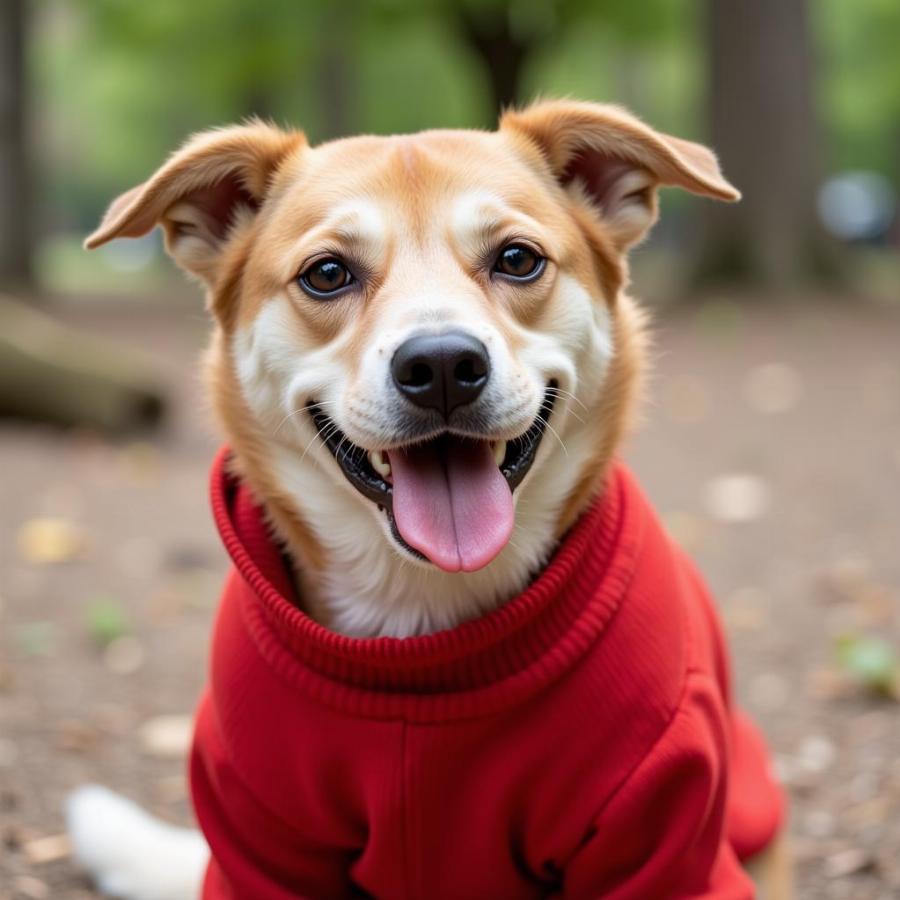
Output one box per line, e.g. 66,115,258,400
191,448,784,899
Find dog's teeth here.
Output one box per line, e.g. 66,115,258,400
369,450,392,481
493,441,506,467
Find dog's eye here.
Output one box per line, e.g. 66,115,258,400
494,244,544,281
299,258,354,297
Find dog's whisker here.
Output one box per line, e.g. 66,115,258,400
505,536,524,554
547,388,587,425
274,400,341,436
297,430,324,464
535,414,568,457
274,410,302,436
298,421,340,465
335,435,353,465
557,406,585,425
544,386,587,411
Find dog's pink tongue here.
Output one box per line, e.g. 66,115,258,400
389,439,513,572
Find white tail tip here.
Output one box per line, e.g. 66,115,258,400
66,785,208,900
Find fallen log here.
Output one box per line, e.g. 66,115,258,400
0,293,165,433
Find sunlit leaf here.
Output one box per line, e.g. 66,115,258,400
835,634,899,697
86,598,129,646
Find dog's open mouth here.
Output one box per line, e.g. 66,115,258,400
308,384,557,572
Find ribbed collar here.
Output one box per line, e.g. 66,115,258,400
210,446,645,721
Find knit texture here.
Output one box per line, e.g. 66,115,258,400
191,447,785,899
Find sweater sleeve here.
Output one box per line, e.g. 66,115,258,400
190,692,353,900
558,673,755,900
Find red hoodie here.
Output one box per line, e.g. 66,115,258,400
191,448,784,899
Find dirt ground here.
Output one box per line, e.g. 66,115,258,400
1,296,899,899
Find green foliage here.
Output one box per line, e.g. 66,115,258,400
26,0,900,261
85,596,129,646
353,14,487,135
815,0,900,181
836,634,900,698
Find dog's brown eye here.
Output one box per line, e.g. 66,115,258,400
494,244,544,281
299,258,354,297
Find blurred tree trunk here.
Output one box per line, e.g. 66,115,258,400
243,87,275,123
317,2,359,140
0,3,166,432
455,3,535,116
694,0,834,289
0,0,33,289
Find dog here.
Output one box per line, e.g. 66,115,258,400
68,100,791,899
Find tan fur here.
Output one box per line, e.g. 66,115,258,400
84,99,740,598
557,293,649,534
203,330,327,577
747,830,795,900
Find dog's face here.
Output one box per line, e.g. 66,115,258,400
88,101,736,633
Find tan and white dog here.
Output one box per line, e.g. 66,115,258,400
68,100,791,899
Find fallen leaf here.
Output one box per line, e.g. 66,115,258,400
91,702,134,736
103,635,145,674
2,821,28,850
55,719,100,754
23,833,71,865
846,796,891,829
139,714,193,759
11,875,49,899
16,517,88,564
819,555,872,601
703,473,771,523
806,667,854,702
824,847,877,879
86,598,129,646
796,734,837,774
836,634,900,698
118,441,163,482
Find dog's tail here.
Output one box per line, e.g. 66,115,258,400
67,785,208,900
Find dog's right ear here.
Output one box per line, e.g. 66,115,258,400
85,122,306,284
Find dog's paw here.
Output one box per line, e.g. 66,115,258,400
67,785,208,900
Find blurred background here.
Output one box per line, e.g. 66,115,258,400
1,0,898,897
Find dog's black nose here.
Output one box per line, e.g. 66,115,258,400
391,330,490,417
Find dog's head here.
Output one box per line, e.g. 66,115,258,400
88,100,736,632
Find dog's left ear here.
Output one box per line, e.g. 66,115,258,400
85,121,306,284
501,100,739,250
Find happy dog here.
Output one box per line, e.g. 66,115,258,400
69,100,788,899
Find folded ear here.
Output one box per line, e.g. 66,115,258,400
501,99,739,250
85,121,306,283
